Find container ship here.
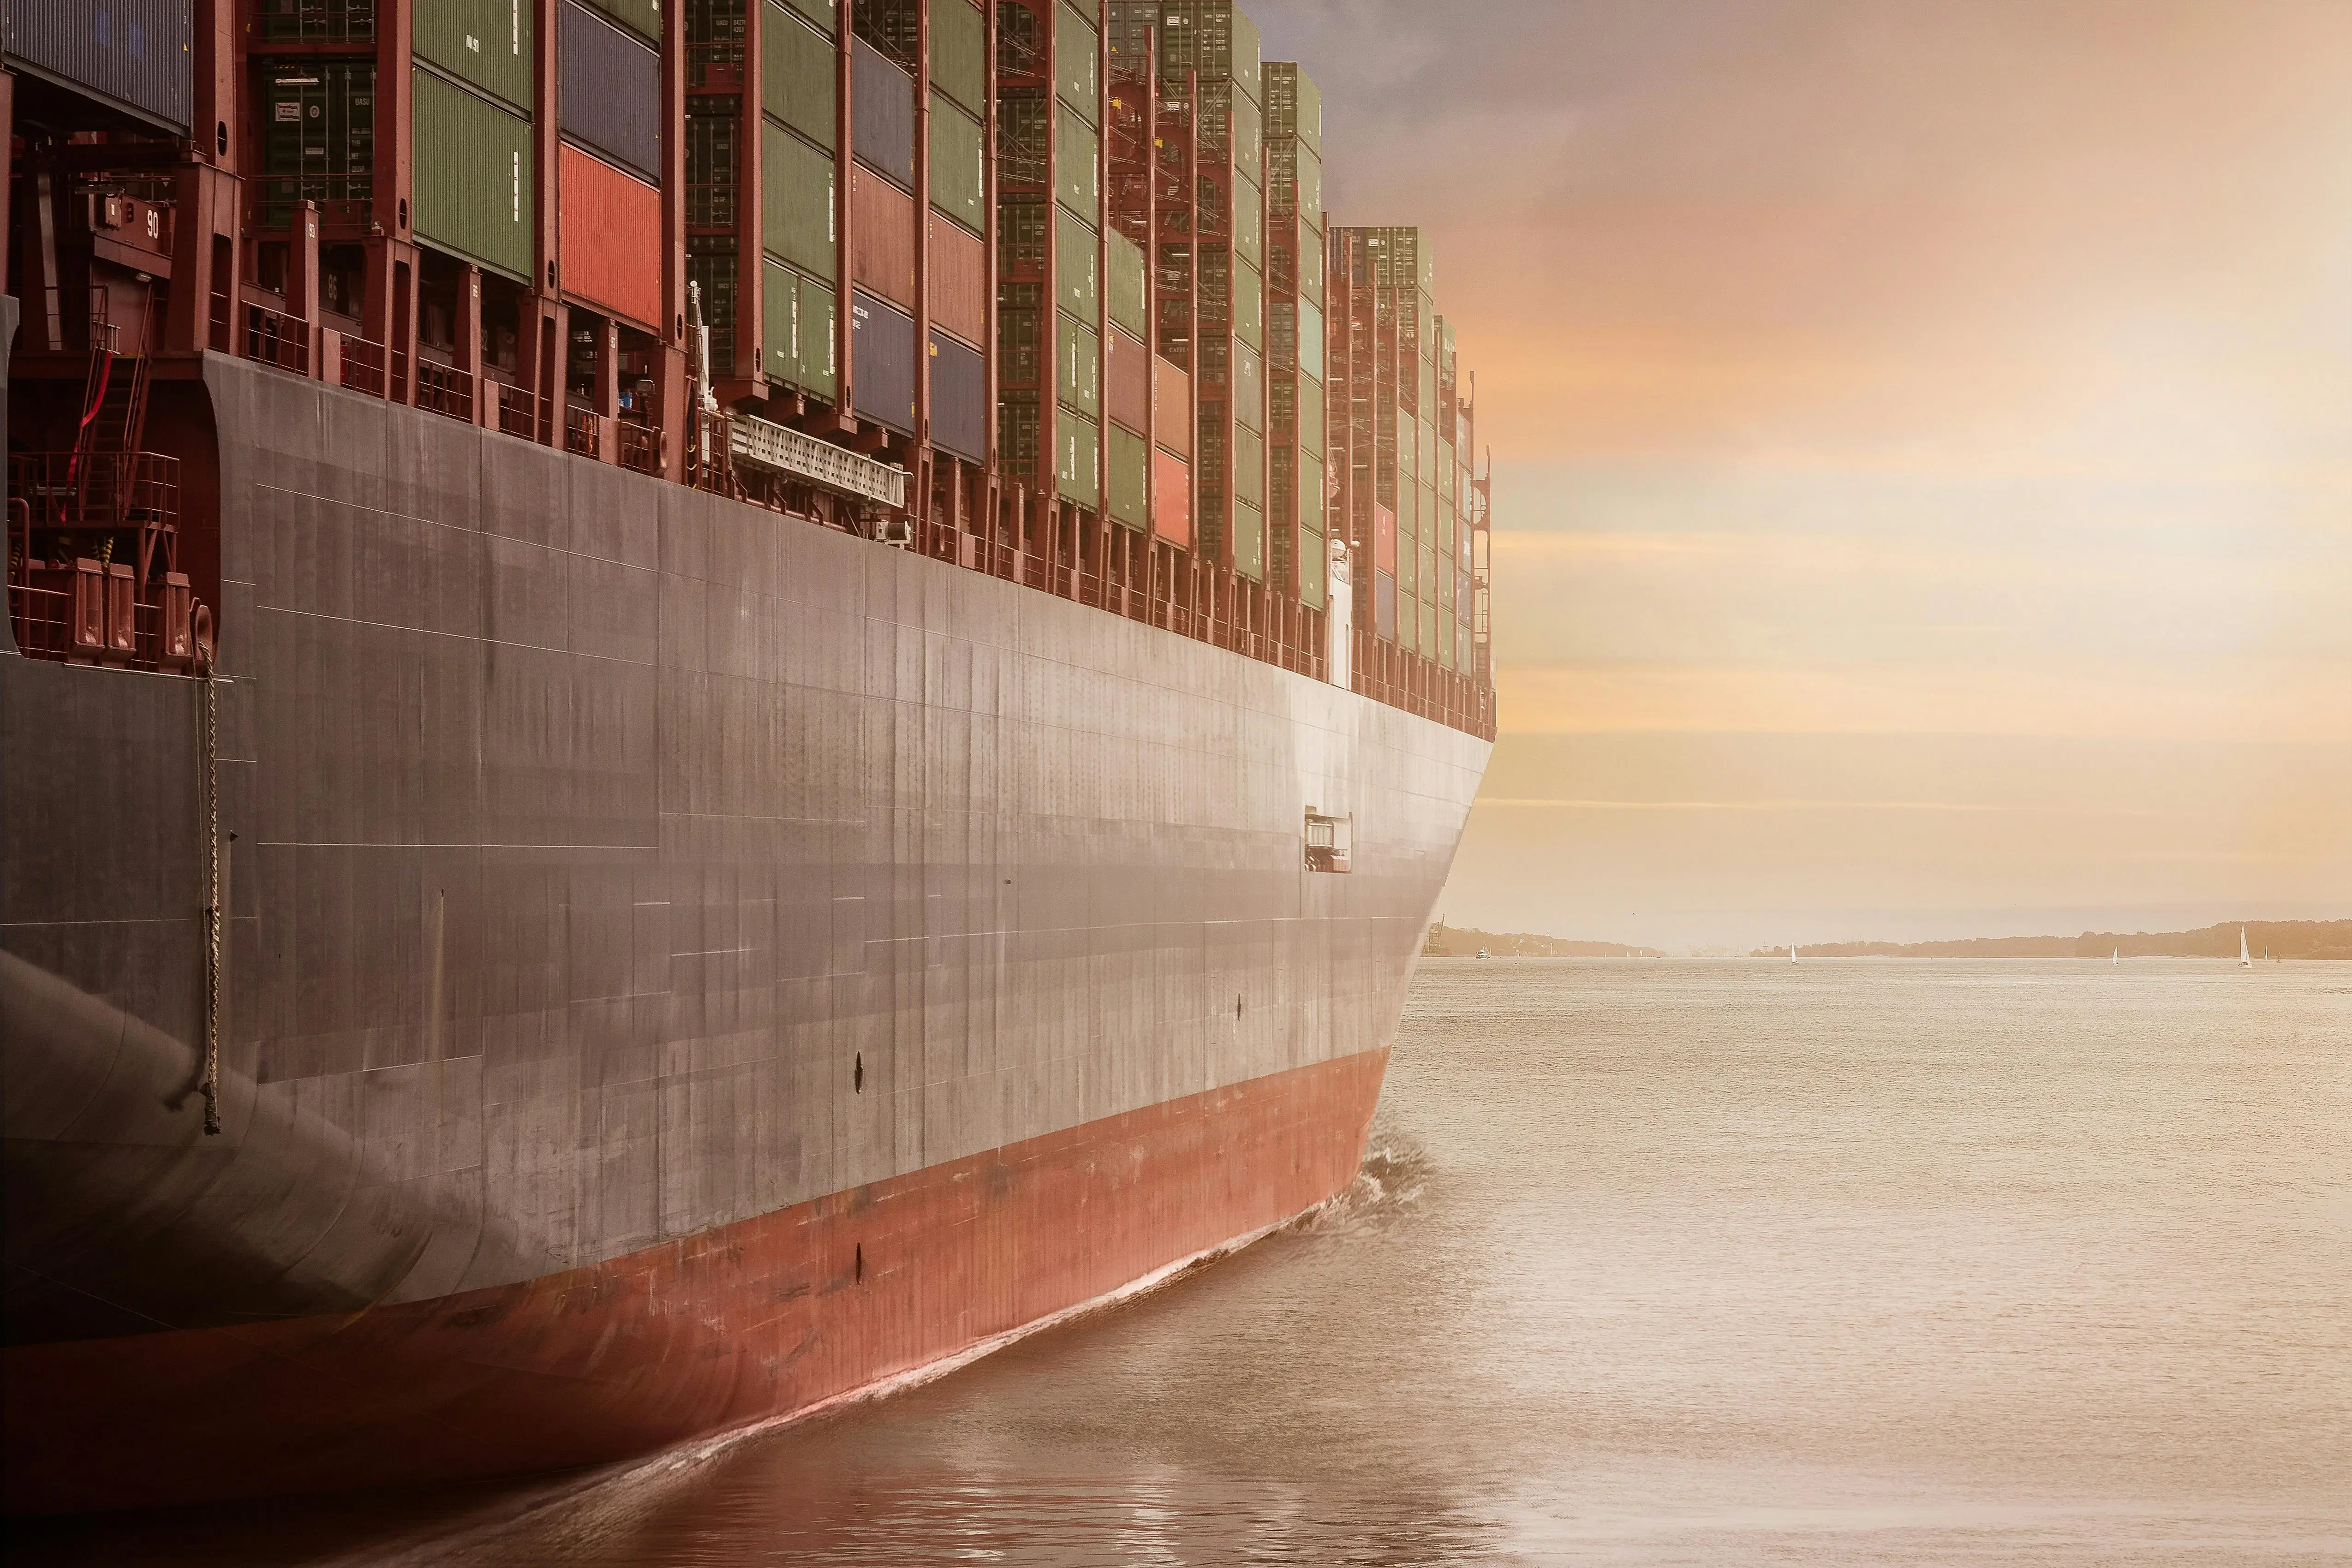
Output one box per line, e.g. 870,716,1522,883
1,0,1494,1513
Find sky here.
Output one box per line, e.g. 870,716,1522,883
1253,0,2352,950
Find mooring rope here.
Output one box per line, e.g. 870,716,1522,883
197,649,223,1136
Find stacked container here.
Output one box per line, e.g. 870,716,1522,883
761,0,840,401
1262,61,1323,610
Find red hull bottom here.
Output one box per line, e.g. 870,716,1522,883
4,1051,1387,1515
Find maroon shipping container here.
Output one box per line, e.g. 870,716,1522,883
930,331,985,461
1106,327,1148,435
928,213,986,348
1152,355,1191,458
850,36,915,189
1373,501,1397,574
852,290,917,434
1152,447,1191,548
851,165,916,310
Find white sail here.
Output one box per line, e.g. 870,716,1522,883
2113,948,2119,965
1791,945,1798,963
2240,926,2252,966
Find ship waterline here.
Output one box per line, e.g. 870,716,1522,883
0,358,1487,1511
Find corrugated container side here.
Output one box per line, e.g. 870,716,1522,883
1230,89,1260,184
1152,446,1192,546
1153,355,1191,457
560,0,662,181
763,122,836,279
930,331,986,460
1232,340,1261,432
1233,257,1263,348
1296,296,1325,381
1054,208,1098,316
6,0,191,131
1232,498,1264,580
1297,373,1324,456
1057,311,1100,419
1055,113,1099,219
578,0,661,44
1056,1,1098,121
786,0,835,27
763,256,801,382
559,144,663,326
1265,61,1319,153
851,289,916,432
1057,409,1101,508
929,95,985,233
927,213,987,347
850,164,915,308
1373,569,1397,642
930,0,986,113
1105,326,1149,433
1106,230,1148,340
1298,447,1325,533
799,271,838,396
1297,526,1326,608
1107,423,1149,530
851,36,914,188
1397,527,1417,596
764,2,836,149
413,69,535,277
1373,501,1396,575
1421,593,1439,658
416,0,532,112
1234,424,1264,508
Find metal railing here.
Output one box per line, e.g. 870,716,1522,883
493,382,542,440
10,451,180,535
244,303,309,375
617,418,661,476
565,403,603,458
336,333,387,397
415,361,474,423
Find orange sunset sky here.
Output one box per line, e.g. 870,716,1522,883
1256,0,2352,949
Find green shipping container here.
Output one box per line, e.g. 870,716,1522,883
1234,423,1264,507
1057,409,1100,507
1107,423,1148,530
1297,526,1326,609
1397,410,1417,481
785,0,834,29
1298,445,1325,534
580,0,661,44
1297,372,1324,457
1055,206,1097,316
1106,228,1147,339
764,3,837,150
412,68,533,278
1058,310,1100,419
1232,256,1262,348
1437,437,1454,500
931,0,985,113
1056,1,1098,125
1265,61,1319,153
760,263,837,398
1056,112,1098,219
415,0,532,112
930,94,984,232
1232,497,1264,581
1232,340,1261,431
1230,89,1260,185
1420,415,1436,486
763,122,837,279
1233,172,1261,268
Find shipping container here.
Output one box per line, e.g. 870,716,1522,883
1421,595,1438,658
1229,89,1260,185
414,67,535,278
1264,60,1319,152
931,0,986,113
1158,1,1259,104
5,0,191,131
764,1,836,149
1058,312,1100,419
850,163,916,308
763,122,837,279
784,0,834,28
1107,423,1148,530
1232,498,1264,581
578,0,662,43
928,212,987,346
1106,230,1148,340
561,0,662,181
851,36,914,188
930,331,986,460
797,270,838,396
1153,446,1192,546
1105,326,1148,433
1373,501,1396,574
1232,340,1261,430
559,143,663,326
1153,355,1192,457
929,95,985,233
1373,568,1396,642
1234,172,1262,268
1232,256,1262,348
258,58,374,228
1055,113,1099,219
1362,225,1433,292
1056,1,1098,124
1057,409,1100,508
416,0,532,113
851,289,916,432
1055,207,1098,316
1234,423,1264,507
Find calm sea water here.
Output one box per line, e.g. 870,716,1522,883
22,960,2352,1566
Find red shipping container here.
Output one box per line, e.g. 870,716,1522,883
927,213,986,347
559,144,663,329
1152,354,1191,457
1152,447,1192,548
1373,501,1397,574
852,166,916,310
1106,326,1149,435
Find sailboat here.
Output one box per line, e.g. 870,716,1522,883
2239,926,2252,967
1790,945,1798,963
2113,948,2119,965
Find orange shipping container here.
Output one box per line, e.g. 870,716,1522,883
1106,326,1148,435
851,166,916,310
927,213,986,347
559,143,663,329
1152,447,1192,548
1152,354,1191,458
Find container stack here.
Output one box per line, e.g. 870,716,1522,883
1262,61,1325,613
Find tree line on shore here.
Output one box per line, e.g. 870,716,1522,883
1749,919,2352,960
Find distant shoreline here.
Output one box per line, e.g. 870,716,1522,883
1749,919,2351,962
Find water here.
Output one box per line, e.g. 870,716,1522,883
20,960,2352,1565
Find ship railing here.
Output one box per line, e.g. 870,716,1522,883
566,402,604,459
416,361,475,424
493,381,542,441
10,451,181,536
243,302,309,376
617,417,662,476
328,331,388,397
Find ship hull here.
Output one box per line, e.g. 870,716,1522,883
2,355,1487,1512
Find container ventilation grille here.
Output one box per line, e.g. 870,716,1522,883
727,414,908,507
